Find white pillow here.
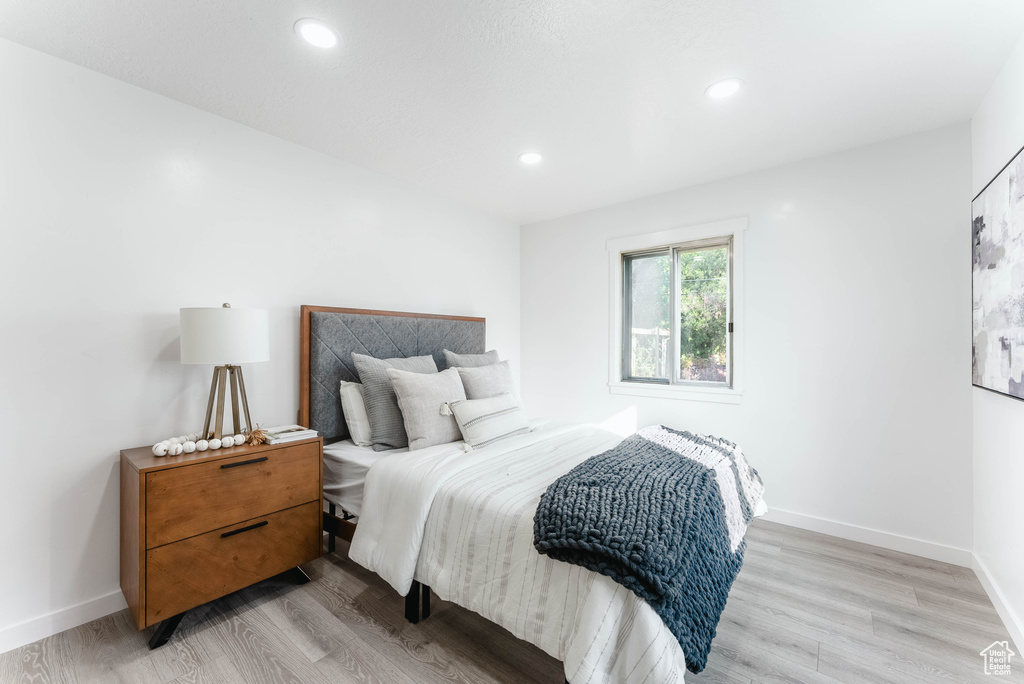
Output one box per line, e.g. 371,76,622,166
339,381,372,447
456,360,518,400
444,393,530,448
387,367,467,451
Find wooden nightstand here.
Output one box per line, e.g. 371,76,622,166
120,437,323,648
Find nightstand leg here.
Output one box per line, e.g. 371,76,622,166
148,612,185,650
273,566,311,585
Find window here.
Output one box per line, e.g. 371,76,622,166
608,217,744,403
623,238,732,386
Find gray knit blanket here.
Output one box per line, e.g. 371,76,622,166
533,425,764,674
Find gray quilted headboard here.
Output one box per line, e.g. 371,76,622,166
299,306,486,443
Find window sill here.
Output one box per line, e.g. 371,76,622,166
608,381,743,404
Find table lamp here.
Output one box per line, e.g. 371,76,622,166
180,303,269,440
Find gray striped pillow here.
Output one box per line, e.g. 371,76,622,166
352,353,438,451
445,393,530,448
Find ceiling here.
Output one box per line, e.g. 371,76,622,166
2,1,1024,224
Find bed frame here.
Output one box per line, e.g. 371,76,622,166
297,304,486,622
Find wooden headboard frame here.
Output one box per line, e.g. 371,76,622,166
297,305,487,429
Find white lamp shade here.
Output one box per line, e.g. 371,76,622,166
179,307,270,365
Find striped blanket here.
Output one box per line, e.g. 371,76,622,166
353,422,719,682
534,425,765,674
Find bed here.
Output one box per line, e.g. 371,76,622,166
298,305,764,683
299,305,488,548
322,439,391,516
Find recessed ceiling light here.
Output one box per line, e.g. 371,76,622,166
294,18,338,48
705,78,742,99
519,152,543,165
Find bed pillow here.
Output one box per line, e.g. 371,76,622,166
444,393,530,448
387,367,467,450
456,360,517,400
352,353,438,451
338,381,372,447
443,349,500,369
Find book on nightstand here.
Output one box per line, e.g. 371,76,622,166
263,425,319,444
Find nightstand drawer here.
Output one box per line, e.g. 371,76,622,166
146,441,320,548
145,501,319,625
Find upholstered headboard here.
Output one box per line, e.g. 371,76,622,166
299,306,486,443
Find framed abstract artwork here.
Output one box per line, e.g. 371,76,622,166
973,142,1024,399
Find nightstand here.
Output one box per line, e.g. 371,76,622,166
120,437,323,648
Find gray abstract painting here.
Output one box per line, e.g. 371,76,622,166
973,145,1024,399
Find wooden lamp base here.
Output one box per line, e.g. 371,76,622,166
201,364,253,440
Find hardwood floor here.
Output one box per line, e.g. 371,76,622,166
1,519,1020,683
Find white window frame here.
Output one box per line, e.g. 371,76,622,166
607,217,746,404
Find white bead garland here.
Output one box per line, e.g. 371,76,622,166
151,431,248,457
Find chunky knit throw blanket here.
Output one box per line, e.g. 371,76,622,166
533,425,764,674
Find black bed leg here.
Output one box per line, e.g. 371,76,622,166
328,503,337,553
421,584,431,619
405,580,421,623
275,566,311,585
148,612,185,649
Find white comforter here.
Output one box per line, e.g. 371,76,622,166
350,421,694,683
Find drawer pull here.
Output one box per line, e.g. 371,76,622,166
220,456,269,469
221,521,268,538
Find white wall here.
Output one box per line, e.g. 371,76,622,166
522,123,973,558
971,32,1024,652
0,38,520,652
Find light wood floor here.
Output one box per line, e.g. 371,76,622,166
2,520,1021,683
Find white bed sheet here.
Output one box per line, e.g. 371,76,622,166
411,423,687,684
322,439,398,516
350,421,766,683
351,421,766,683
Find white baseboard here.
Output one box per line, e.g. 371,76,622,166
972,554,1024,654
0,590,127,655
760,507,974,567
